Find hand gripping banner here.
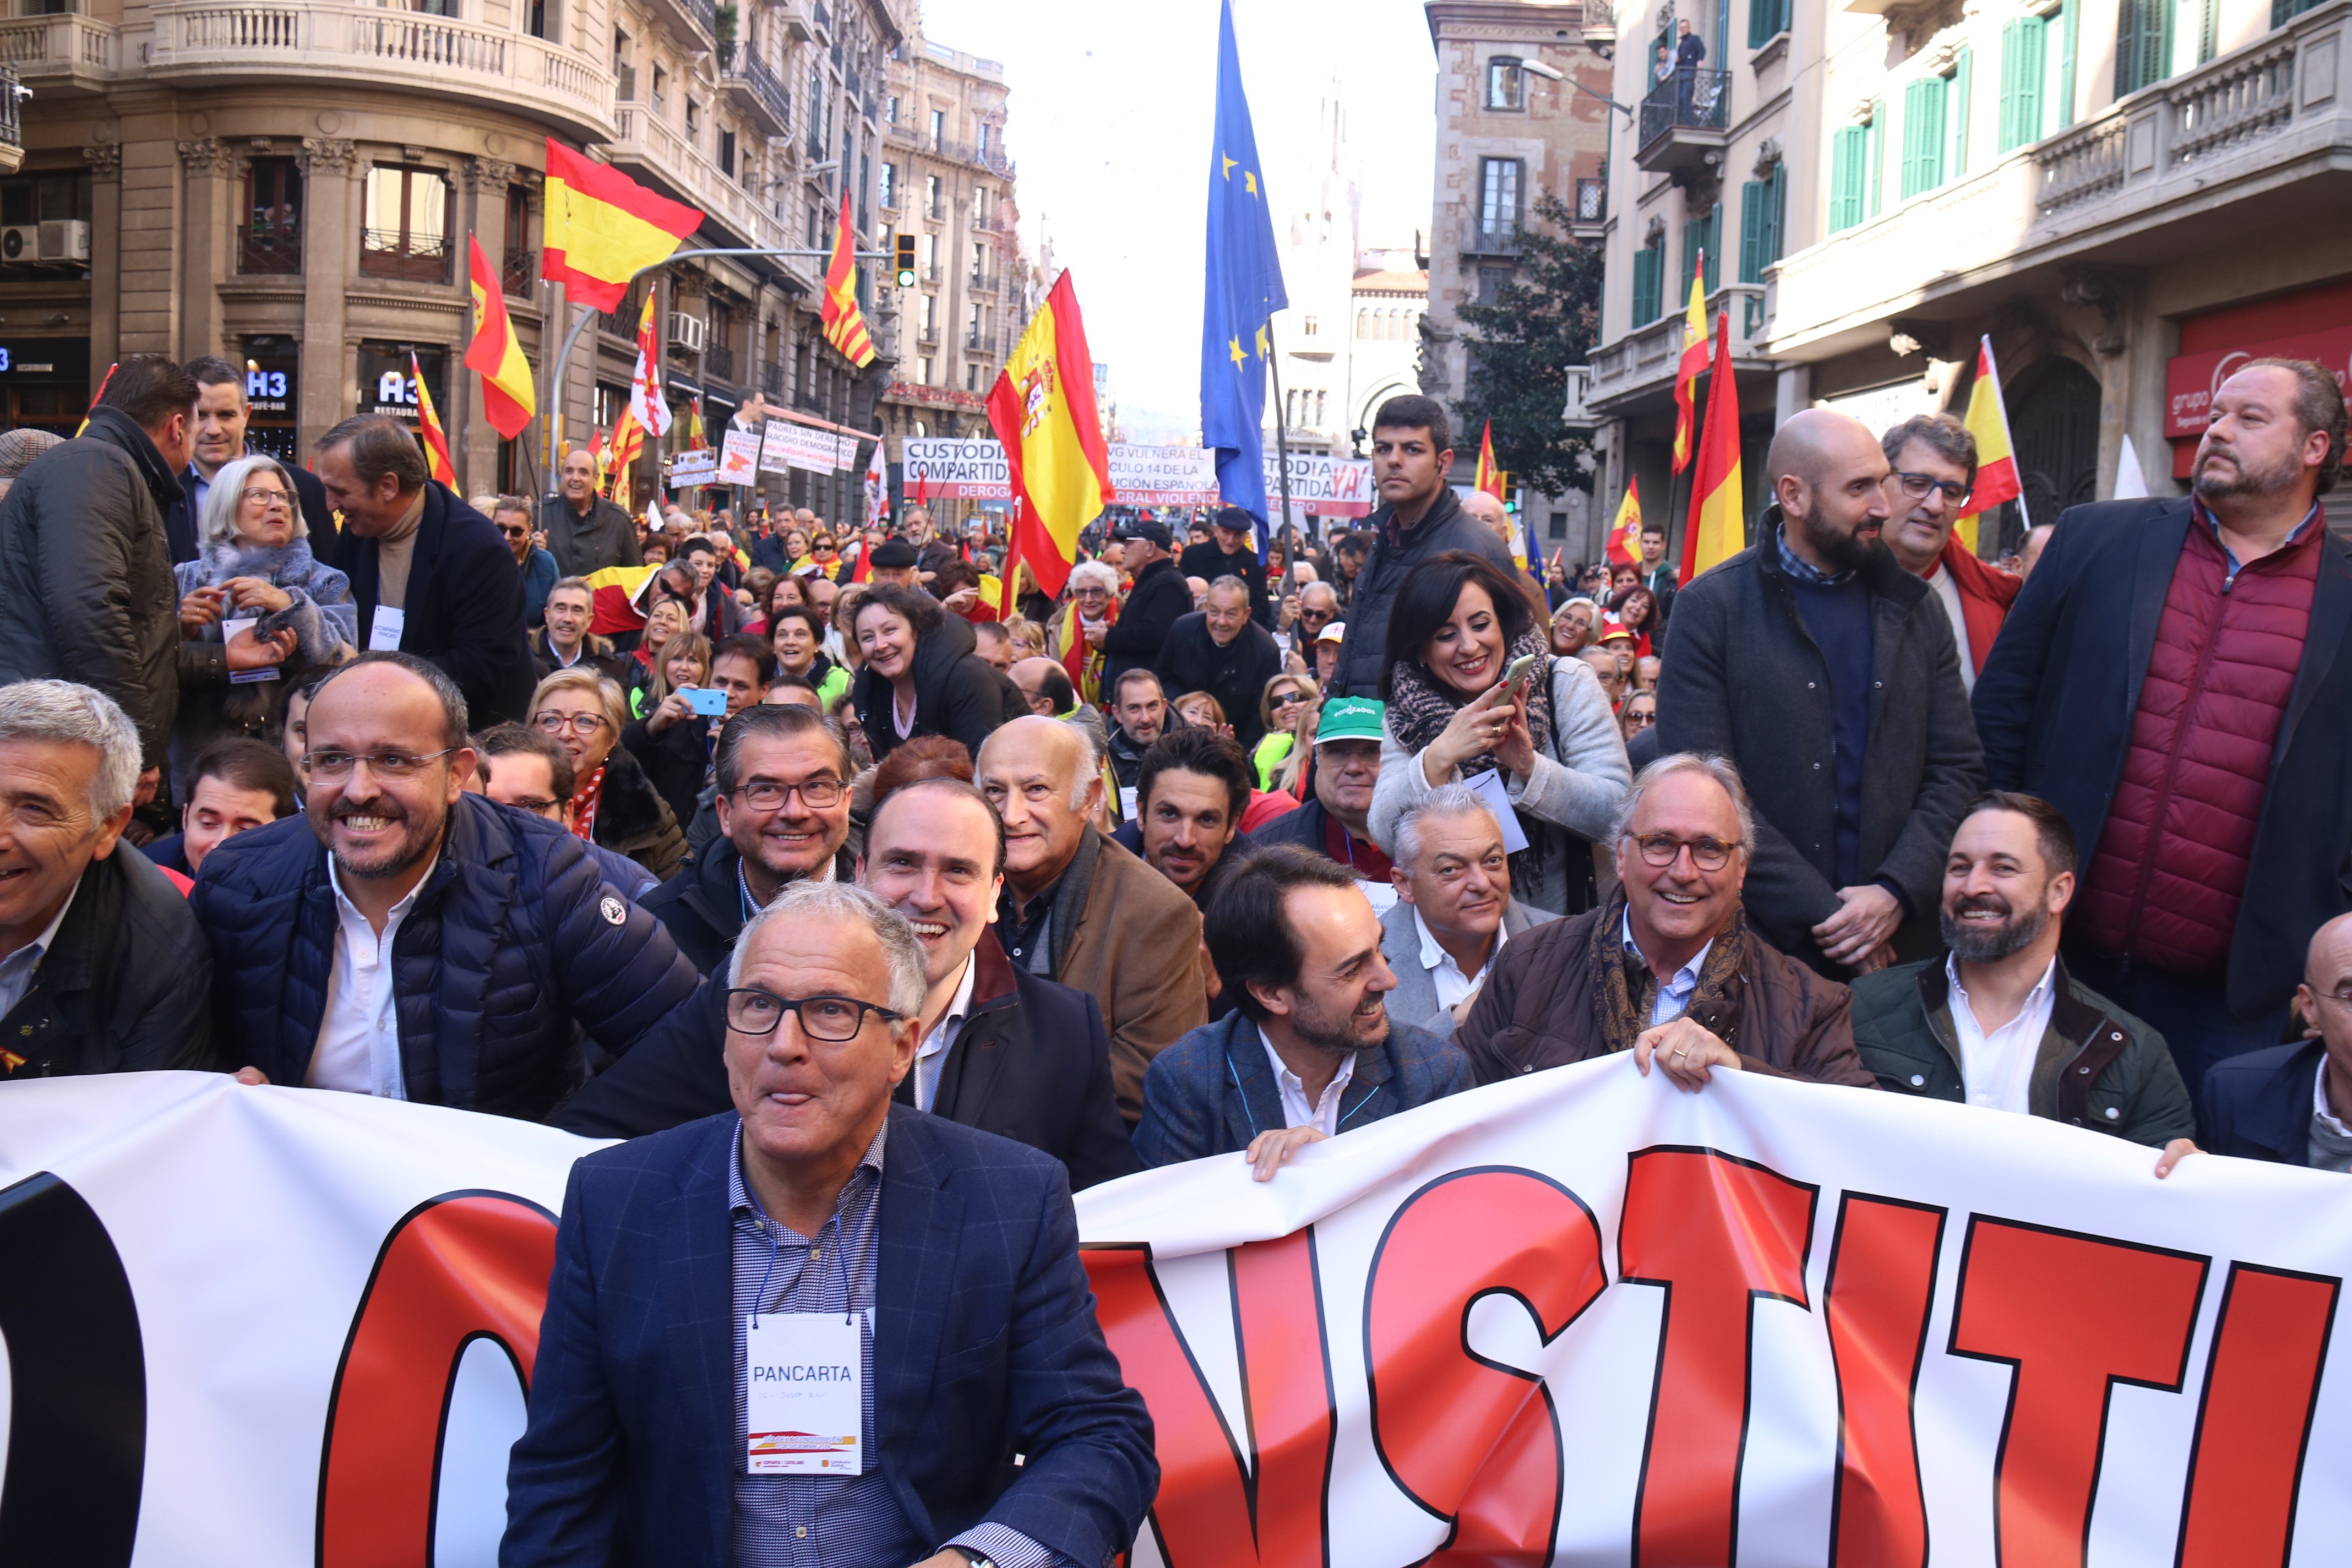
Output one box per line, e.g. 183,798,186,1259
4,1063,2351,1565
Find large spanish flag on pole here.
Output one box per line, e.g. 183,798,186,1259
1671,256,1708,473
1954,335,2023,554
540,139,703,313
465,236,535,439
1679,312,1745,581
410,352,456,487
822,192,876,367
986,271,1113,600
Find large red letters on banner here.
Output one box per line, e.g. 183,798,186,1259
2177,1262,2340,1566
1363,1168,1607,1566
1948,1217,2209,1568
1618,1147,1819,1568
316,1191,559,1568
1082,1233,1336,1567
1823,1194,1946,1568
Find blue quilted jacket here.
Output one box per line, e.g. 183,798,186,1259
192,794,700,1119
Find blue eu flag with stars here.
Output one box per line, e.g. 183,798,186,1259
1198,0,1287,531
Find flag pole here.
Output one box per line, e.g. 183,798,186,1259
1263,319,1297,561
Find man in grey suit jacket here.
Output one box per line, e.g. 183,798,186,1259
1378,784,1559,1035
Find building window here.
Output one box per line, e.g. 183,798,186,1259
887,94,900,125
502,181,533,296
1749,0,1791,45
652,63,668,110
718,129,737,175
920,292,937,334
1739,165,1785,284
360,165,451,283
925,174,943,219
879,161,897,208
1355,309,1369,339
1485,56,1525,111
917,356,932,385
978,122,995,159
2116,0,2169,95
240,157,302,275
1478,265,1512,303
929,107,945,148
1949,48,1974,177
1998,17,2049,151
526,0,547,39
1682,203,1720,297
2274,0,2328,22
1478,156,1522,234
1631,234,1664,325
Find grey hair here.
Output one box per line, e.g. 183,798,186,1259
0,679,143,818
1058,716,1106,803
1066,559,1120,596
198,454,304,549
1207,574,1253,603
1611,751,1757,857
1393,782,1502,869
729,880,928,1017
1561,596,1600,616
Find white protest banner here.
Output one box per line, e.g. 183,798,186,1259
1106,445,1219,507
715,427,760,484
1261,449,1376,516
8,1064,2351,1565
760,418,846,476
904,436,1012,499
665,447,718,488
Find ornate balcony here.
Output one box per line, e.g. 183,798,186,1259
609,103,787,253
0,14,119,95
719,41,791,137
1635,68,1730,177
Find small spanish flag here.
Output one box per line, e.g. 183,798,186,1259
541,139,703,313
1605,479,1643,568
1679,313,1745,582
411,353,456,487
583,562,660,637
1953,336,2023,555
1473,420,1505,503
465,235,535,439
821,191,876,367
1672,254,1708,474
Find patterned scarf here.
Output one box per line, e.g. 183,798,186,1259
570,763,606,843
1588,891,1753,1057
1384,628,1556,781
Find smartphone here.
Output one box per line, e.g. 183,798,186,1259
1500,652,1540,700
682,686,729,717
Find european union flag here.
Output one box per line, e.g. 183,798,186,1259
1198,0,1287,533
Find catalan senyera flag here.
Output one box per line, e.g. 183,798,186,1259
410,353,456,487
541,139,703,313
1605,478,1644,568
1473,420,1505,503
606,408,644,500
986,271,1113,600
1954,335,2024,555
821,191,876,367
1672,255,1708,473
465,235,535,439
1679,312,1745,582
627,292,672,438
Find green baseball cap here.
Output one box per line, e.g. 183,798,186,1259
1315,696,1386,745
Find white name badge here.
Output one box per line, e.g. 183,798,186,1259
1119,785,1139,823
745,1311,863,1474
367,606,405,652
222,617,280,685
1359,877,1400,914
1461,769,1531,853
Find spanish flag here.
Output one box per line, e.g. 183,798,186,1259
1473,420,1505,502
1954,336,2022,555
1605,478,1643,568
1679,312,1745,581
583,562,660,637
821,191,876,367
541,139,703,313
465,235,535,439
1055,597,1113,705
1671,255,1708,473
985,271,1112,599
411,352,456,487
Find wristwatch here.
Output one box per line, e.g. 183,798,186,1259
947,1550,995,1568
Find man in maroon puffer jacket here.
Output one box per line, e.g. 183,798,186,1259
1974,358,2352,1099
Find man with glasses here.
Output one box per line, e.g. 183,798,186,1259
195,652,699,1118
503,881,1158,1568
2204,912,2352,1170
1879,413,2020,693
641,704,855,974
471,722,659,900
1658,407,1983,980
492,495,560,630
1454,752,1874,1088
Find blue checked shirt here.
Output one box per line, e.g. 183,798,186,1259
2192,495,2323,585
729,1119,1063,1568
1774,522,1853,586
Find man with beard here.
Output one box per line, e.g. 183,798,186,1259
1658,407,1983,978
1848,792,2196,1153
1134,844,1473,1174
1113,726,1253,908
196,654,699,1119
1975,358,2352,1099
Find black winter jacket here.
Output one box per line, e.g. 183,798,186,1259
639,834,857,975
851,610,1012,762
1328,488,1522,699
0,847,213,1080
1155,612,1282,750
193,794,700,1119
1178,538,1273,629
0,406,185,766
1101,557,1197,696
344,483,536,727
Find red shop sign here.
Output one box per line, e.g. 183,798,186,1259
2165,325,2352,439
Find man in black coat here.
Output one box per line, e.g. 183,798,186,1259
1329,395,1523,698
1658,408,1983,977
165,355,337,567
314,413,535,728
2199,912,2352,1169
556,776,1139,1189
1179,505,1276,629
1156,576,1283,750
1101,516,1196,698
536,447,644,578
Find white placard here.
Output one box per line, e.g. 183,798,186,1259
716,428,761,485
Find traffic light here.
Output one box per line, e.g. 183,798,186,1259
894,232,917,288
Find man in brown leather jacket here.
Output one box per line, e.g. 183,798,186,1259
1455,752,1875,1090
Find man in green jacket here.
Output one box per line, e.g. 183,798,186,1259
1850,791,2196,1150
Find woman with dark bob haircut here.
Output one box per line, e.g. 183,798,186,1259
847,581,1018,761
1369,551,1631,914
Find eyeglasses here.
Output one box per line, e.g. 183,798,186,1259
504,796,563,815
1891,470,1972,504
242,488,292,510
1271,690,1307,709
533,711,609,736
1625,831,1736,871
733,777,845,810
2311,989,2352,1010
300,747,458,781
1624,708,1657,728
722,987,903,1041
498,524,531,539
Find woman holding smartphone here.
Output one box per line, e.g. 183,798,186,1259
620,631,716,829
1369,551,1631,916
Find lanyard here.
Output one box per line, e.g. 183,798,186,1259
744,1169,868,1329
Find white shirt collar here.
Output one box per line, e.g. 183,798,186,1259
1259,1023,1358,1137
911,952,979,1113
328,846,439,929
0,872,82,976
2315,1055,2352,1139
1622,903,1711,990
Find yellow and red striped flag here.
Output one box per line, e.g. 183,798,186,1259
605,408,644,499
686,395,708,450
1473,420,1505,502
986,272,1113,599
411,353,456,487
1671,254,1708,473
1605,478,1643,568
582,562,660,636
821,191,876,367
465,235,535,439
1679,312,1745,581
541,139,703,313
1954,336,2023,554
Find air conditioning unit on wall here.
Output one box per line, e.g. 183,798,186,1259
38,219,89,263
0,225,36,264
668,312,707,353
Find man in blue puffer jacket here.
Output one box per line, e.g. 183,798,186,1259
193,652,700,1121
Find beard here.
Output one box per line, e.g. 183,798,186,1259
1287,986,1389,1058
2193,441,2301,502
1941,892,2051,964
1801,505,1886,574
324,791,445,882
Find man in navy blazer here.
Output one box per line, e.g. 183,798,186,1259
2201,912,2352,1170
503,880,1156,1568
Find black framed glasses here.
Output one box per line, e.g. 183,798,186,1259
1625,831,1736,871
733,777,845,810
1891,470,1971,503
722,987,902,1041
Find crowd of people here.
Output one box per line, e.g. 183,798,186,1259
1,352,2346,1565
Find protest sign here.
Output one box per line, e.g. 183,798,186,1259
759,419,850,476
1261,450,1376,516
1107,445,1219,506
715,427,760,485
665,448,718,488
903,437,1013,499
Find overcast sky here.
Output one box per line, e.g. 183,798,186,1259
918,0,1438,440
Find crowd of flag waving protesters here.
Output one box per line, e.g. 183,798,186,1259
1,351,2349,1566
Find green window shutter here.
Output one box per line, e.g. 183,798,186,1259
1766,164,1785,265
1999,18,2044,152
2116,0,2169,95
2059,0,2078,127
1707,202,1722,293
1739,181,1764,282
1830,126,1861,232
1632,246,1662,325
1901,76,1946,197
1867,99,1886,217
1951,48,1973,176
